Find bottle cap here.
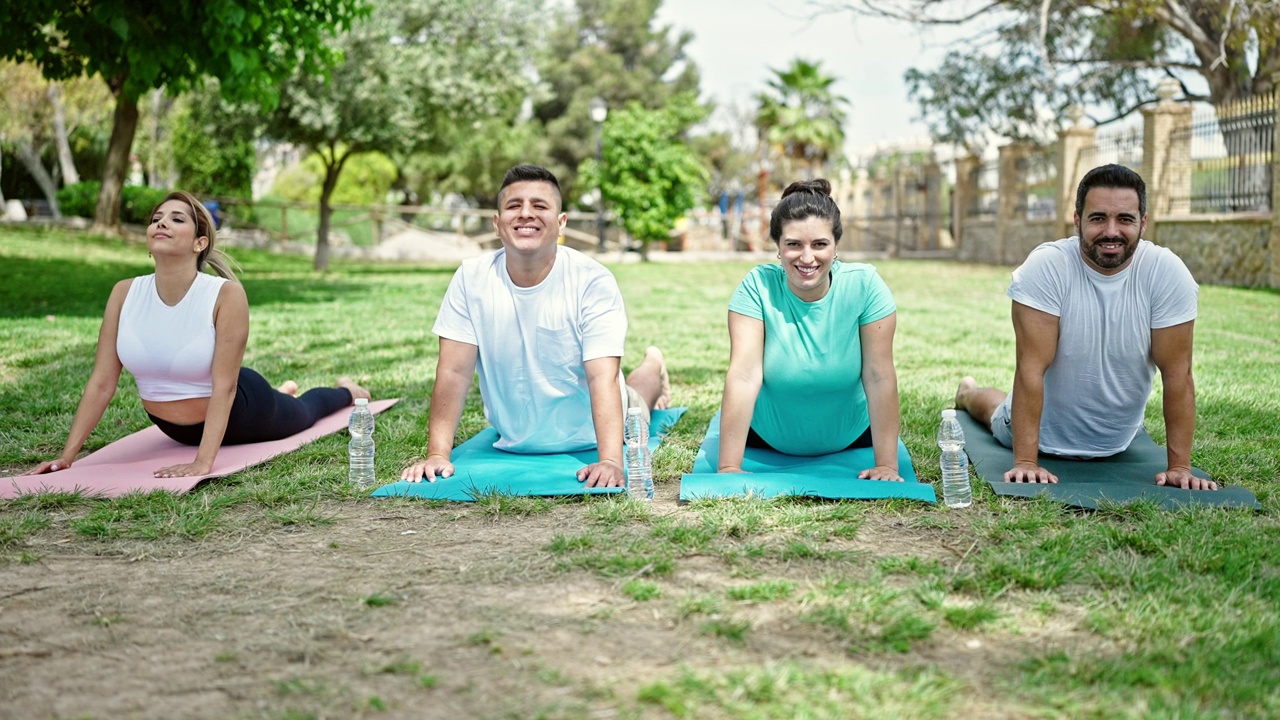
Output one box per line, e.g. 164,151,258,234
355,397,369,406
941,408,956,419
626,407,642,416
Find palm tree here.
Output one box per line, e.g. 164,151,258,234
755,59,850,178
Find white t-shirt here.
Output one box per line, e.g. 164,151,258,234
433,246,628,452
1007,237,1198,457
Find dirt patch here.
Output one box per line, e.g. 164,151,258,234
1,493,1097,719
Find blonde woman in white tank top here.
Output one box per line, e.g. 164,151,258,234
25,191,370,479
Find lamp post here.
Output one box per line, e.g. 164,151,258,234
589,96,608,253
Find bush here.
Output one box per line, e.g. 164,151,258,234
56,181,101,218
121,186,171,225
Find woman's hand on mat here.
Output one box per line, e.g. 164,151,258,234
1155,467,1217,491
154,460,213,478
402,455,453,483
858,465,903,482
25,458,74,475
718,466,748,474
1003,463,1058,483
578,459,625,488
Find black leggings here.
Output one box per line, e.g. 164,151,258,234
745,424,874,452
147,368,353,446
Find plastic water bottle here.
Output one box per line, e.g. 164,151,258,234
938,409,971,508
348,398,375,488
624,407,654,501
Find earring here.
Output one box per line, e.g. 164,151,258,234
834,252,839,259
776,253,781,259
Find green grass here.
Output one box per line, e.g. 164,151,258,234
3,223,1280,717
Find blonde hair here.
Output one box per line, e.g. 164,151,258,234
150,191,240,281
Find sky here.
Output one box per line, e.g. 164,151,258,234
654,2,967,157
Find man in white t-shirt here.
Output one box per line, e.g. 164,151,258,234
955,164,1213,490
400,164,670,487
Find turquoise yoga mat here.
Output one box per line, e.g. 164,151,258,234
956,410,1259,511
679,411,935,503
372,407,687,501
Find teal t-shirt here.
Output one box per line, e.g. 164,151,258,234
728,261,896,455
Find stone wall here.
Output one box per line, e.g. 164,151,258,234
1003,219,1060,264
958,219,997,263
1157,214,1272,287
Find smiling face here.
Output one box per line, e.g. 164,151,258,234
1074,186,1145,275
778,216,837,301
147,199,207,261
493,180,567,258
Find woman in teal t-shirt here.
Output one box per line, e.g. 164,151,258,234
718,179,902,481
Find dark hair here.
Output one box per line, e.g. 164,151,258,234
149,191,239,280
769,178,843,244
499,164,562,207
1075,164,1146,218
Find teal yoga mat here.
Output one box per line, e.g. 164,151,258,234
372,407,687,501
956,410,1258,510
679,411,935,503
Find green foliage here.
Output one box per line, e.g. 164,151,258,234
120,186,169,225
579,95,709,249
890,2,1280,146
54,181,167,224
171,83,260,198
756,58,849,173
532,0,707,202
266,0,537,268
55,181,101,219
270,152,396,206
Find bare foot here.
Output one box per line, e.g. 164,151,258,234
955,376,977,410
277,380,299,397
647,346,671,410
337,376,372,402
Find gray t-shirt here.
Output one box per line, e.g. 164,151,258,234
1006,237,1198,457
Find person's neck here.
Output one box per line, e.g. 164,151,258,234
153,261,201,306
505,247,558,288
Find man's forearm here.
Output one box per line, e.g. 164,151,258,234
1162,373,1196,470
1010,371,1044,465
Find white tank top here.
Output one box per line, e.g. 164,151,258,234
116,273,227,401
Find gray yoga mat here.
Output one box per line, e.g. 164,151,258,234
956,410,1258,511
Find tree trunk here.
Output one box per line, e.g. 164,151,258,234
14,141,62,218
315,159,340,271
47,84,80,186
93,91,140,235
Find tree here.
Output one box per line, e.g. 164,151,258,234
578,95,710,259
818,0,1280,145
267,0,537,270
0,61,62,216
0,0,366,233
755,59,850,179
532,0,705,203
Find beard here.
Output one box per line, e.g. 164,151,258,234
1082,235,1137,270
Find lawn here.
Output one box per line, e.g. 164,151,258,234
2,223,1278,719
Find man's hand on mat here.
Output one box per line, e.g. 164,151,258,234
1004,463,1058,483
858,465,903,482
402,455,454,483
578,459,625,488
25,458,74,475
154,460,212,478
1156,467,1218,491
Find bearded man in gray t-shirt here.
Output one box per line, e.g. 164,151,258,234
955,164,1212,491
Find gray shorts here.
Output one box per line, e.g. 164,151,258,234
989,395,1015,448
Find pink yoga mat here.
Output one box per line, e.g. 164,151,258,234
2,398,400,499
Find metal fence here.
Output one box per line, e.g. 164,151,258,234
1173,96,1275,213
1020,143,1059,220
1077,121,1144,176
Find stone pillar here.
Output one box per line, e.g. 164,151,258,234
1271,73,1280,288
925,158,942,251
1142,78,1193,242
1057,104,1096,238
997,141,1032,262
953,153,981,252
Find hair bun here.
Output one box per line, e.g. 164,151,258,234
780,178,833,199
